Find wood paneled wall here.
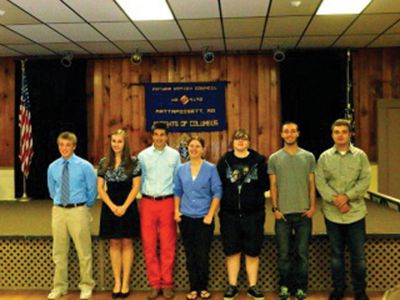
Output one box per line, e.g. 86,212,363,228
88,55,281,164
352,48,400,162
2,50,398,167
0,59,15,167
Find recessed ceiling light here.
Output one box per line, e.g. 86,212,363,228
317,0,371,15
116,0,173,21
0,9,5,16
290,1,302,8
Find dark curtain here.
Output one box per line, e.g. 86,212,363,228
279,50,347,159
14,59,88,199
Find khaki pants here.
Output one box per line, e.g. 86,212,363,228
51,205,95,292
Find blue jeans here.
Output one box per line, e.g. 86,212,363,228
275,213,312,292
325,218,367,294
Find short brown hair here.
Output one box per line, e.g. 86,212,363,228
331,119,352,132
232,128,250,141
57,131,77,146
188,136,205,148
281,121,299,132
151,122,169,134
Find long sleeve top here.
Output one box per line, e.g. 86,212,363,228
174,160,222,218
315,144,371,224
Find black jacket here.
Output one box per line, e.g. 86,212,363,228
217,149,269,214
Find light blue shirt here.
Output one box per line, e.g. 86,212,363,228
174,160,222,218
47,154,98,207
138,144,180,196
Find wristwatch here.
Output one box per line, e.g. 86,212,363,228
271,207,279,213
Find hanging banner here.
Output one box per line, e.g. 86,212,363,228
144,81,227,132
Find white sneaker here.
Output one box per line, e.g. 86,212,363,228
47,289,67,299
80,288,93,299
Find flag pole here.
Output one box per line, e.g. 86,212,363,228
17,59,33,202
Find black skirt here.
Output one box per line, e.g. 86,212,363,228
99,180,140,239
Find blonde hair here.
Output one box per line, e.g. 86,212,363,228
57,131,77,146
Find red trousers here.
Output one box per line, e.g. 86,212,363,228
139,197,177,288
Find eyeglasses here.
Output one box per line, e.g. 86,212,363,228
234,136,249,141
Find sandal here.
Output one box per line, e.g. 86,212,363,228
200,290,211,299
186,291,198,300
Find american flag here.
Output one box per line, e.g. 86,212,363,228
18,61,33,178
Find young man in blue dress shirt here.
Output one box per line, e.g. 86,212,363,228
47,132,97,300
138,123,181,300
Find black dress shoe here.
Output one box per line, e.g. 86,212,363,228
120,291,130,298
329,290,344,300
355,291,370,300
112,291,120,299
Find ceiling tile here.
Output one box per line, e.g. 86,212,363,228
7,24,69,43
305,15,357,35
0,0,39,25
269,0,320,16
0,44,22,56
346,14,400,34
9,0,82,23
224,17,265,38
386,20,400,33
265,16,311,37
261,37,298,49
135,21,183,40
63,0,128,22
334,34,377,47
113,40,156,53
151,40,190,52
221,0,270,17
364,0,400,13
226,38,261,50
169,0,220,19
369,34,400,47
297,35,337,48
179,19,222,39
93,22,145,41
50,23,107,42
188,39,225,51
8,43,55,55
0,26,31,44
42,43,90,55
77,42,123,54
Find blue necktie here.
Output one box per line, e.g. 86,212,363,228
61,161,70,205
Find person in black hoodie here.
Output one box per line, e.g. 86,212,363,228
217,129,270,300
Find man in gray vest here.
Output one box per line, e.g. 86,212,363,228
268,122,316,300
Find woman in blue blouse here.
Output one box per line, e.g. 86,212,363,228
174,136,222,300
98,129,141,299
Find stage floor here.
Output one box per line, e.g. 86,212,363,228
0,290,385,300
0,198,399,237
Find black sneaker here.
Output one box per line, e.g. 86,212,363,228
223,285,238,300
278,286,290,300
247,286,264,300
329,289,344,300
294,289,307,300
355,291,369,300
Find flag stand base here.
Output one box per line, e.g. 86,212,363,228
18,192,31,202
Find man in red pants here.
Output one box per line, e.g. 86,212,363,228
138,123,180,300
